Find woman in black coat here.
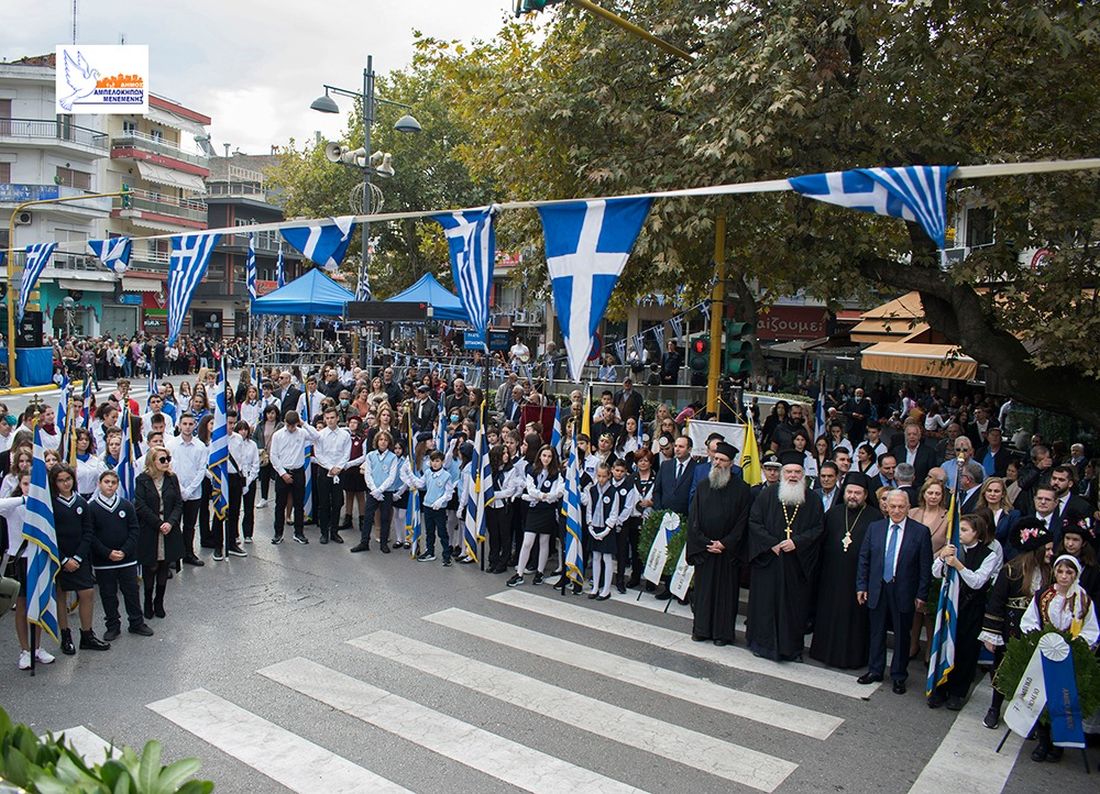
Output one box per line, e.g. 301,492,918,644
134,445,184,619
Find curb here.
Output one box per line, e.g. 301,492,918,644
0,384,61,397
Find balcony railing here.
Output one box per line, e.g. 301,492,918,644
131,246,171,272
111,129,208,167
0,117,109,151
119,188,207,223
223,230,281,252
207,181,267,200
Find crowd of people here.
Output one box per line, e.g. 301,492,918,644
4,350,1098,760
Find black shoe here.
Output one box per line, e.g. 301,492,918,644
596,592,611,601
691,634,708,642
227,546,247,557
627,573,641,588
183,555,205,567
982,707,1000,729
417,551,436,561
403,542,411,549
79,630,110,651
945,695,964,711
60,629,76,656
128,623,154,637
587,592,599,600
654,587,672,601
1046,746,1063,762
293,534,309,545
167,568,173,579
319,535,329,545
442,558,452,567
615,578,626,595
506,574,524,587
927,691,946,709
1031,743,1050,763
154,603,166,618
892,680,907,695
714,639,729,647
330,533,343,544
393,541,404,549
533,572,544,585
857,673,883,685
380,544,391,554
103,627,121,642
350,542,370,553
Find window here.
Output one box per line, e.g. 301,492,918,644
0,99,10,135
0,162,10,183
54,228,90,270
122,120,137,134
55,166,92,190
965,206,995,248
150,128,163,143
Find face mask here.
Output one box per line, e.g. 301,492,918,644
340,399,349,407
450,415,459,423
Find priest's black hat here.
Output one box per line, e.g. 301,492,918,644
777,449,805,467
713,441,739,461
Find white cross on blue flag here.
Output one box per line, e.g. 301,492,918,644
788,165,957,248
18,243,57,324
246,233,257,301
87,237,132,275
276,241,286,288
538,197,652,382
432,207,497,341
167,233,220,345
280,216,356,271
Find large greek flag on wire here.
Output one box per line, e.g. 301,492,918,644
207,362,230,522
87,237,132,275
280,216,355,271
117,404,136,501
432,207,497,342
17,243,57,324
926,471,963,696
24,426,60,642
276,241,286,288
562,435,585,585
246,233,258,301
788,166,957,249
167,233,220,345
539,198,652,382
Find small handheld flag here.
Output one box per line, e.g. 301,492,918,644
24,426,60,642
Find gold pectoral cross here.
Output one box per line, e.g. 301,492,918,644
841,533,852,552
781,503,799,542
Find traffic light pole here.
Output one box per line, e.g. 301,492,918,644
5,188,130,388
705,214,726,414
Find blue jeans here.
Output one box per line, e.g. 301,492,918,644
424,507,449,559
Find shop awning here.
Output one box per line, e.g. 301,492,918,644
58,277,115,293
122,276,164,292
145,106,208,138
136,160,206,193
850,291,925,343
861,338,978,381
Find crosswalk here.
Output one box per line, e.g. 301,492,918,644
51,587,1023,793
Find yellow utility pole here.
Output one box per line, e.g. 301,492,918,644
570,0,695,63
6,188,130,387
706,215,726,414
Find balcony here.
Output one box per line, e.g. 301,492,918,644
110,129,209,173
130,245,171,273
115,187,207,227
220,230,282,253
0,117,109,156
207,181,267,201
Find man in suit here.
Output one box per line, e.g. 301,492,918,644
277,371,301,417
895,462,920,507
659,341,682,385
813,461,841,512
959,460,985,513
613,377,644,425
975,425,1011,478
856,489,932,694
1049,464,1091,534
411,384,439,434
654,435,696,515
892,421,937,484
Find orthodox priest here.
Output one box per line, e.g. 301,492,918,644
686,442,753,646
808,472,881,668
746,449,826,661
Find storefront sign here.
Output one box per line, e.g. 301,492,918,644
756,306,829,341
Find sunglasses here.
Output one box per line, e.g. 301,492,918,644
157,455,172,463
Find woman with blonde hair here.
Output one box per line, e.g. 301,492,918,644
134,445,183,619
908,477,949,660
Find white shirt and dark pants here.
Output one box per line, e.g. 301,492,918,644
269,425,318,543
313,426,351,544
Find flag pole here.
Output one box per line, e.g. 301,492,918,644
479,401,486,572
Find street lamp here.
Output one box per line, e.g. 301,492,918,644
310,55,421,304
62,296,75,339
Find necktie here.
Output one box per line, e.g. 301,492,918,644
884,523,900,582
676,461,683,480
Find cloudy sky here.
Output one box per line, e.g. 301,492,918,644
1,1,515,153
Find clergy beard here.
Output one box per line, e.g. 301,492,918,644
708,465,731,490
778,479,806,507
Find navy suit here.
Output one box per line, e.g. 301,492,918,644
891,443,937,485
654,457,696,515
857,516,932,682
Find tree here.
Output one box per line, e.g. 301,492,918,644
423,1,1100,426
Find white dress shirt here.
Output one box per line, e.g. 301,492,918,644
168,434,209,501
239,400,262,429
313,426,352,473
228,433,261,489
884,518,907,580
268,424,320,476
295,390,325,423
142,411,175,437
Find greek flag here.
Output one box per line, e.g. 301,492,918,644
167,233,220,345
436,394,448,454
276,241,286,288
355,265,372,302
631,333,645,361
87,237,132,275
652,323,664,351
926,471,963,696
207,362,230,522
462,422,492,561
303,443,314,521
613,339,626,364
815,376,826,437
789,166,957,249
669,314,684,341
147,366,159,409
80,376,93,429
117,404,136,501
246,233,257,301
539,198,651,382
24,426,60,642
550,403,562,453
562,435,585,586
56,375,72,463
432,207,497,343
18,243,57,324
280,216,356,271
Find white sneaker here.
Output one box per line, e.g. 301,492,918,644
256,498,268,508
35,648,55,664
18,650,31,670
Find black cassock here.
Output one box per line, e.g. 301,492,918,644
745,486,825,660
686,476,752,642
808,502,880,669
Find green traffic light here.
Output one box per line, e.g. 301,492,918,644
723,320,754,376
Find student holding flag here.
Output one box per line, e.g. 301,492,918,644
1,470,56,669
507,444,564,588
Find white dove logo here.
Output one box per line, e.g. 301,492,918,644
59,50,100,111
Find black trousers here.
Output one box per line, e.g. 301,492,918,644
617,518,642,577
487,503,513,569
868,582,914,682
260,463,276,500
96,565,143,630
362,492,393,545
181,498,202,557
214,473,249,549
314,466,343,538
198,478,213,548
275,468,306,538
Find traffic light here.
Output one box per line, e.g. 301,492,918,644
513,0,565,16
689,336,709,385
723,321,753,377
120,183,132,209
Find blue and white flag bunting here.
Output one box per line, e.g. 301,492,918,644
432,207,497,343
276,241,286,288
538,197,652,382
87,237,132,275
669,315,683,341
117,405,136,502
18,243,57,324
788,166,957,249
280,216,355,271
167,233,220,345
355,265,372,302
24,426,60,642
246,233,258,301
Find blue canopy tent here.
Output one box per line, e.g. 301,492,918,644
386,273,468,322
251,268,354,316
